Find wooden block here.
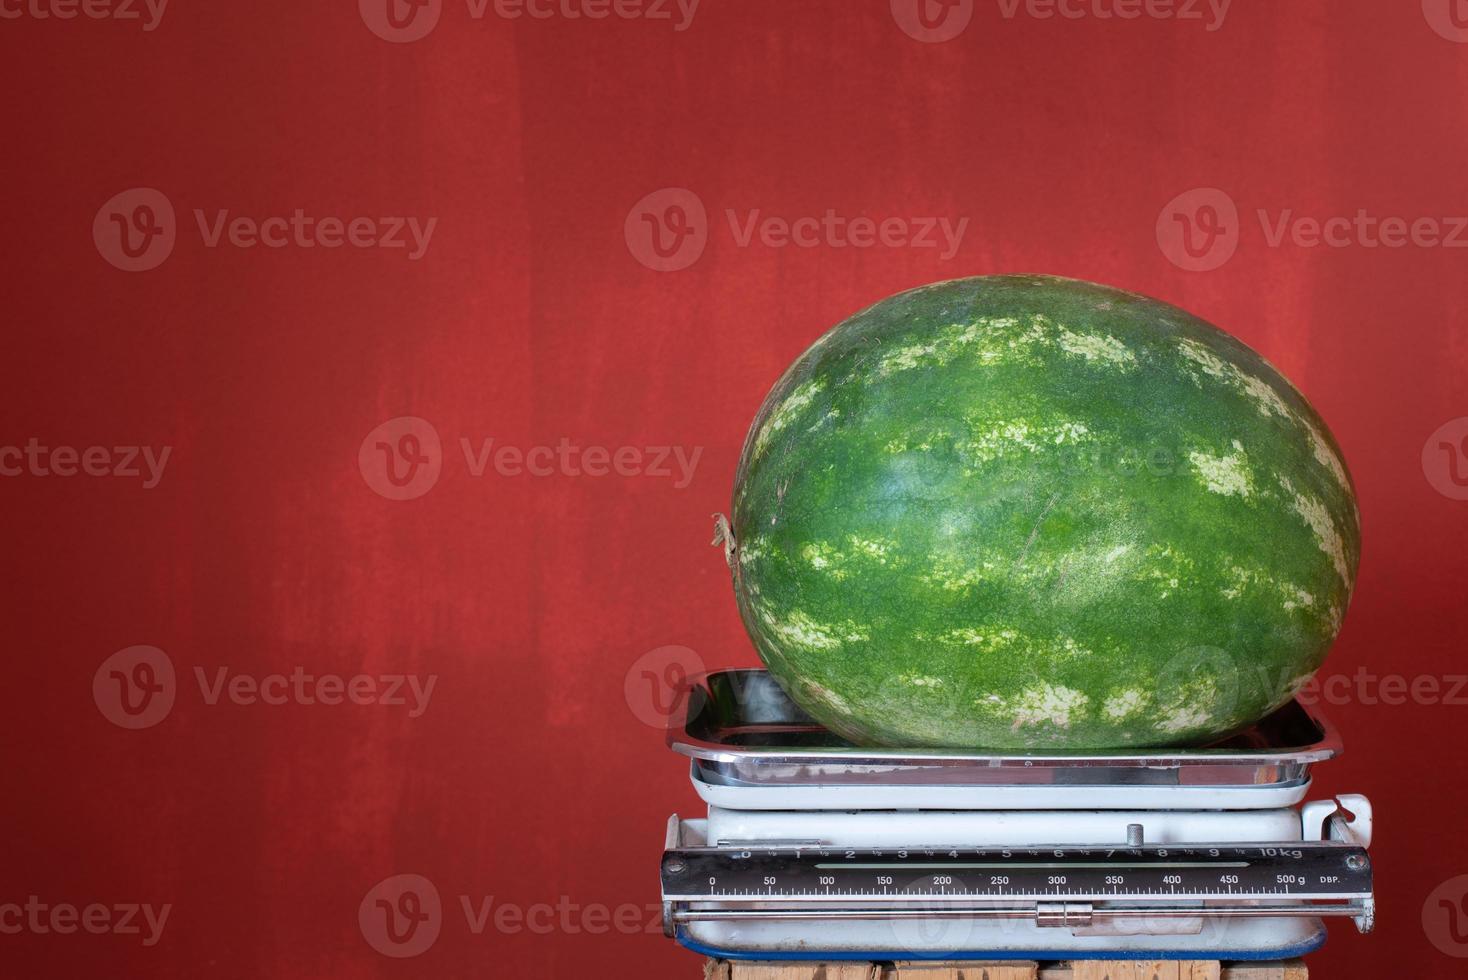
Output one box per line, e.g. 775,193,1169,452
1220,964,1306,980
1051,964,1294,980
1065,964,1225,980
725,963,883,980
1134,962,1219,980
892,961,1040,979
1069,963,1139,980
1178,964,1222,980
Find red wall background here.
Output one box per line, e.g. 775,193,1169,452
5,1,1468,976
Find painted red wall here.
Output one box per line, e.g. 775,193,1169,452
5,1,1468,976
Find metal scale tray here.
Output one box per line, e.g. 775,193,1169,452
660,670,1373,960
670,670,1342,810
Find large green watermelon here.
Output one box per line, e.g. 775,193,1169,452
720,275,1359,749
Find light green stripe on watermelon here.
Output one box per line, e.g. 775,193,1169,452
726,275,1359,749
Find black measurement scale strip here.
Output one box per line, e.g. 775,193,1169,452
661,844,1372,903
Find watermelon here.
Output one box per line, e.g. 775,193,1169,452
719,275,1359,749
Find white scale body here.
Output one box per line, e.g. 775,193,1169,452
660,670,1375,963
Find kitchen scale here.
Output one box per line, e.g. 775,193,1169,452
658,669,1375,962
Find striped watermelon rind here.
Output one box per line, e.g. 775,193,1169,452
724,275,1359,749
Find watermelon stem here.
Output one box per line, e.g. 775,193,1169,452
711,513,736,569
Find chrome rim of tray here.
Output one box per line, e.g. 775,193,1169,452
669,669,1341,789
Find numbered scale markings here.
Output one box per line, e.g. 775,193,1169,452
662,843,1372,906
